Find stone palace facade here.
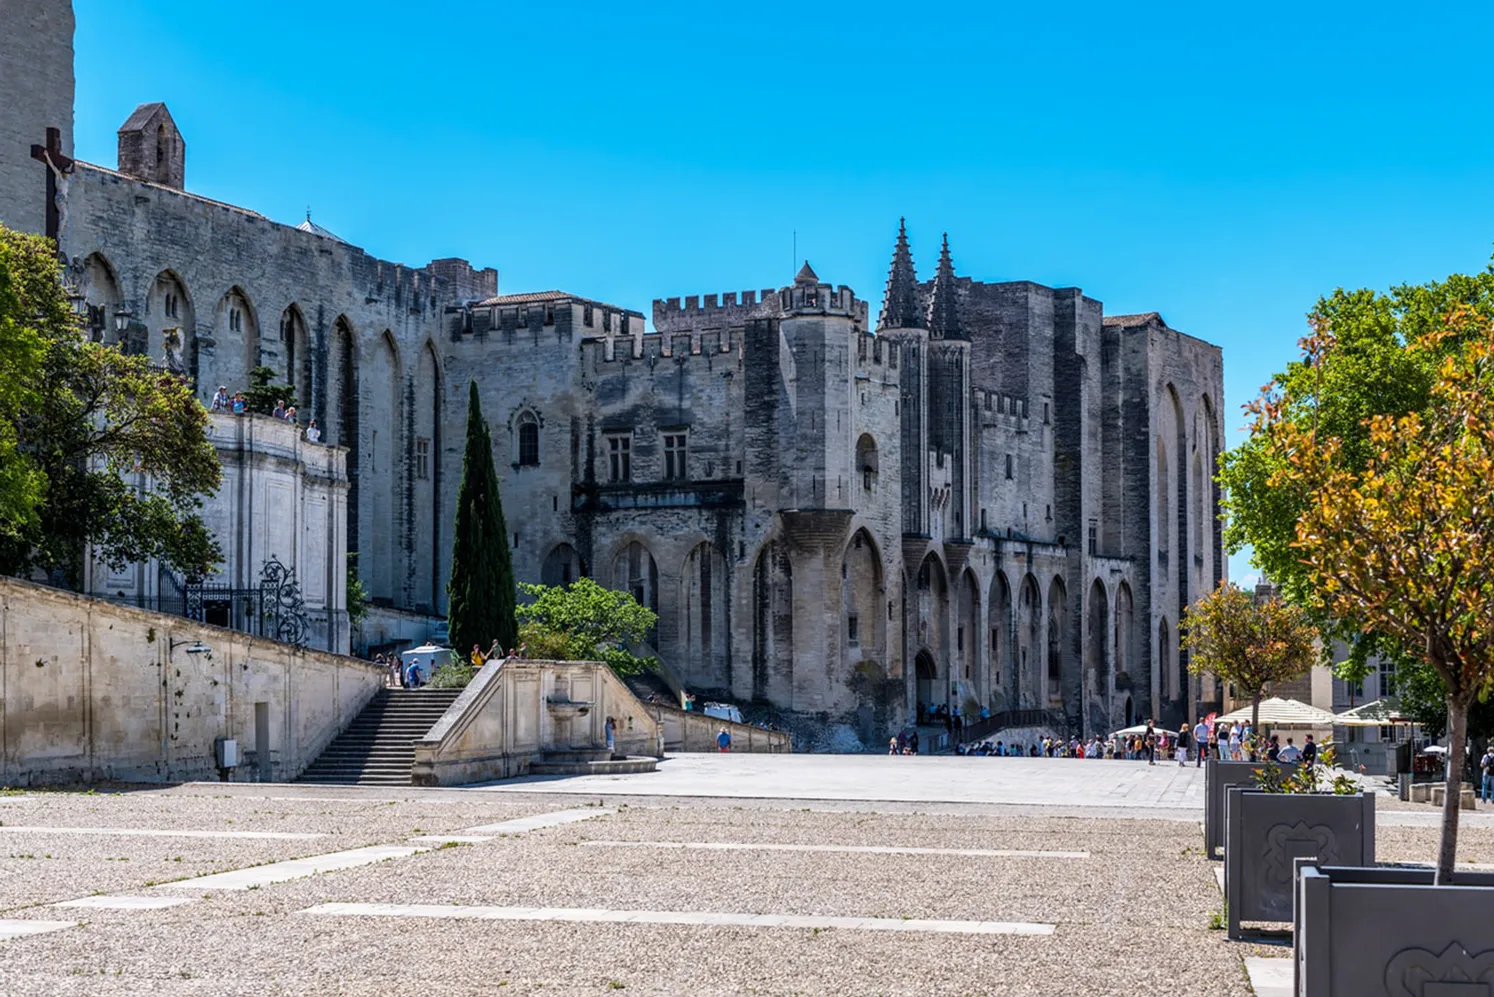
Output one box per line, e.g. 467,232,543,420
2,0,1225,735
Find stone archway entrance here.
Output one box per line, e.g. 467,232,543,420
915,650,938,717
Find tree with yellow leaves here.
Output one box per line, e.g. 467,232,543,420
1182,582,1320,731
1261,307,1494,883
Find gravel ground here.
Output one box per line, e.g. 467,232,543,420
0,791,1252,997
7,782,1489,996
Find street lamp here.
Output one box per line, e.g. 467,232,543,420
113,307,133,336
169,638,211,656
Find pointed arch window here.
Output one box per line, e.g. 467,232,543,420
516,411,540,466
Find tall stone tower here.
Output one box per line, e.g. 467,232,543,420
0,0,75,236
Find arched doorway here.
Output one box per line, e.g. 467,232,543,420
1086,578,1109,730
915,650,938,716
1047,576,1068,708
752,541,793,704
541,543,587,587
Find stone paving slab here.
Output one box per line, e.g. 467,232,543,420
1244,957,1292,997
156,844,427,891
474,754,1209,808
298,901,1057,935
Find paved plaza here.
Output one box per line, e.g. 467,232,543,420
1,756,1491,996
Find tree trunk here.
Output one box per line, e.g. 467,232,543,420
1251,693,1261,732
1437,694,1467,886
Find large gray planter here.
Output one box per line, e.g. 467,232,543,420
1295,863,1494,996
1203,757,1297,859
1224,789,1374,940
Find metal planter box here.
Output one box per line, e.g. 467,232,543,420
1204,757,1297,859
1224,789,1374,940
1295,863,1494,996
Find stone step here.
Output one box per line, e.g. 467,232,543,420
528,756,658,776
537,748,614,763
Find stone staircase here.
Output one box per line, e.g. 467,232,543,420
299,688,462,785
528,747,658,776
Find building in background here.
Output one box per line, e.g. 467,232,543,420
3,0,1226,735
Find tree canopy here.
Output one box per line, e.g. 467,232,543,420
0,226,221,585
1218,266,1494,687
1259,305,1494,884
446,380,517,656
515,577,659,674
0,229,48,529
1180,582,1319,729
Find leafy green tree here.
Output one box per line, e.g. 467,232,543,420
0,225,220,586
242,365,297,417
1181,583,1319,729
446,380,516,657
345,553,370,627
0,229,49,529
1219,263,1494,692
515,577,658,674
1262,307,1494,883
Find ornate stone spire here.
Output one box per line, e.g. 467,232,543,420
877,218,923,331
795,260,819,284
926,232,963,340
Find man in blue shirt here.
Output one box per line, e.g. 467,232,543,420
716,728,731,752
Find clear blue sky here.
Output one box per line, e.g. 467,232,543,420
72,1,1494,581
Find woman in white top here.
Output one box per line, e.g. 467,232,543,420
305,418,321,443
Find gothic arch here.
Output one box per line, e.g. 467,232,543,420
855,433,879,492
1017,573,1041,708
679,541,729,687
413,339,443,612
326,315,360,568
988,570,1013,710
367,330,403,603
913,552,949,691
956,568,980,705
610,539,660,619
1086,578,1110,729
842,528,885,673
1115,581,1136,704
1046,575,1068,709
541,543,587,587
752,540,794,704
512,407,541,468
212,286,260,393
79,253,121,344
279,305,310,407
147,270,196,387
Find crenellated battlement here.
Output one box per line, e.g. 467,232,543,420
974,386,1030,424
854,330,899,373
654,276,870,336
653,288,778,334
582,327,743,368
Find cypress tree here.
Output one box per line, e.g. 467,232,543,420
446,380,517,657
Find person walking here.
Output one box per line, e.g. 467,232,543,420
1227,723,1242,760
716,728,731,752
1279,737,1302,763
1144,721,1157,766
1302,734,1319,768
1480,745,1494,803
1194,718,1210,767
1177,723,1191,766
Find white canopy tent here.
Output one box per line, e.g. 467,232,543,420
1214,697,1340,727
1333,698,1412,728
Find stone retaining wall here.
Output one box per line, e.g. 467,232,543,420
0,576,384,786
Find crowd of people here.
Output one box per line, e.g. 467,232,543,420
209,386,321,442
940,716,1323,766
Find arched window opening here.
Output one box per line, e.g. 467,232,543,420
517,411,540,466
